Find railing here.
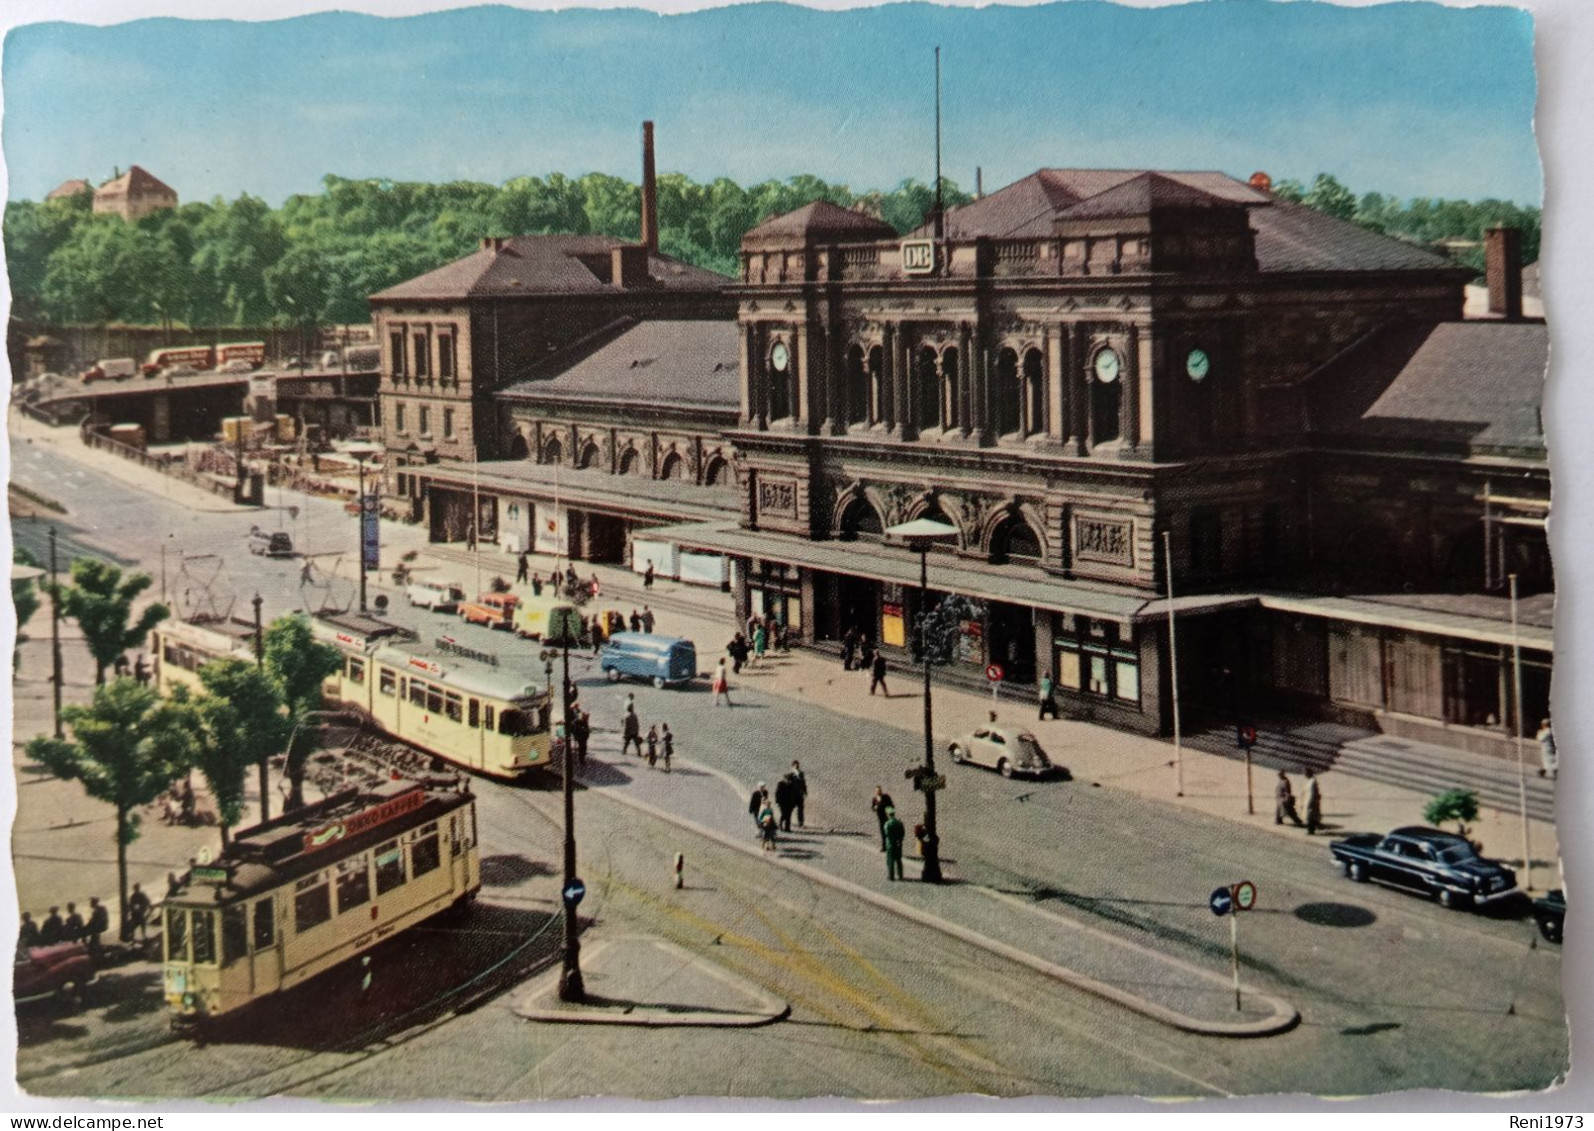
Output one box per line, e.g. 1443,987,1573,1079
81,429,248,503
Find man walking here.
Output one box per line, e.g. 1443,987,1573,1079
622,703,643,757
870,786,895,851
869,650,889,697
1274,770,1303,827
126,883,152,943
1303,769,1323,835
661,723,673,772
841,627,857,671
774,774,797,832
883,808,906,881
790,760,807,828
1038,669,1057,720
573,710,590,767
1538,718,1557,779
516,552,529,585
641,606,656,634
85,897,109,958
644,560,656,590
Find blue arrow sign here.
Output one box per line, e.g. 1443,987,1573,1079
562,878,586,906
1209,886,1234,917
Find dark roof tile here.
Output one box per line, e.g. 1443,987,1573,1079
500,319,740,409
372,236,730,301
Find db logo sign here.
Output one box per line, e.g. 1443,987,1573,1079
901,239,936,275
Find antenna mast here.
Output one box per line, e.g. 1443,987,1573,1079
933,46,944,240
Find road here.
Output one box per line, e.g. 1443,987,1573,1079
8,421,1569,1099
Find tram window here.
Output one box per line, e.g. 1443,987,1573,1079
484,705,495,731
192,910,216,965
379,668,397,697
221,905,248,965
336,859,372,913
375,841,406,894
427,687,444,714
412,831,442,878
409,680,426,707
253,898,274,949
445,693,463,723
499,707,544,737
167,908,189,961
468,699,480,728
295,879,332,932
348,657,366,685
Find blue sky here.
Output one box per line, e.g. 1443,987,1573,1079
1,2,1541,206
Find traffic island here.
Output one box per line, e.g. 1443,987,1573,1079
514,935,790,1027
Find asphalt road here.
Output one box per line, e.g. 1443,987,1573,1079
8,424,1569,1099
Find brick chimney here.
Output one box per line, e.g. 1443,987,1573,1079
480,236,505,253
1485,226,1523,321
640,121,659,255
612,243,650,289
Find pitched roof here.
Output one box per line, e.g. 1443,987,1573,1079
95,165,176,198
45,179,91,200
370,236,730,301
499,319,740,409
1308,321,1548,456
742,200,897,245
912,169,1454,273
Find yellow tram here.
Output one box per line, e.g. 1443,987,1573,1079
312,613,555,779
151,617,260,694
162,778,480,1028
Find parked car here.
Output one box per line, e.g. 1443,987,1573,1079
1533,889,1565,943
460,592,518,630
1330,826,1517,910
948,724,1062,779
407,578,467,613
14,943,94,1006
247,528,294,557
599,632,698,688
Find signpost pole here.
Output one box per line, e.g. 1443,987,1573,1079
1245,747,1254,816
1230,907,1241,1012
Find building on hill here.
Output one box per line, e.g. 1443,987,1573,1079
92,165,177,221
45,178,92,202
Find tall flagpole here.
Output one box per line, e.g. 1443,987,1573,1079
1165,530,1183,796
472,442,482,594
933,47,944,240
1510,574,1532,892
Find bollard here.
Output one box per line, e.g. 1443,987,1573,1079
674,852,684,889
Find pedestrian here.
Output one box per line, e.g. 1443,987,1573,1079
1303,769,1323,835
180,779,195,824
841,626,857,671
134,653,150,686
883,808,906,880
760,802,779,852
532,573,544,597
466,522,476,552
790,760,807,828
565,564,578,591
85,897,109,958
642,605,656,634
871,786,895,851
713,659,733,706
573,710,590,767
749,783,768,836
516,552,529,584
114,653,130,678
126,883,151,943
1537,718,1557,779
646,725,659,769
18,912,40,955
644,559,656,589
661,723,673,773
630,609,642,633
301,558,315,584
40,907,64,946
64,902,85,945
752,622,767,664
622,704,643,756
166,871,183,899
774,774,796,831
590,572,602,598
1038,669,1057,720
747,613,760,643
870,650,889,696
728,633,749,674
1274,770,1303,827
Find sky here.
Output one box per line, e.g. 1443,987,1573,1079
0,1,1542,207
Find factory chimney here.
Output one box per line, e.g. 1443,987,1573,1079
641,121,659,255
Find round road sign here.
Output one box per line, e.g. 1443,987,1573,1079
1209,887,1234,917
1233,880,1257,911
985,663,1005,683
562,878,587,907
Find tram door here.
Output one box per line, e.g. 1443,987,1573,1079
249,895,280,995
449,810,470,893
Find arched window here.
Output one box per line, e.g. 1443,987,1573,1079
1022,348,1045,437
1090,347,1123,446
940,348,961,431
846,345,869,426
506,433,529,461
703,456,729,487
578,441,602,470
919,503,958,550
618,448,641,477
839,497,884,542
660,452,688,482
994,348,1021,437
992,514,1043,564
915,347,939,434
543,436,563,465
868,345,885,425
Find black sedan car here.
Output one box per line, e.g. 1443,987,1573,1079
1533,890,1565,943
1330,826,1517,910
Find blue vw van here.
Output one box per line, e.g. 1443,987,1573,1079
599,633,698,688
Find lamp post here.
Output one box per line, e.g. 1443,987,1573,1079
49,526,63,739
885,517,959,884
253,592,269,823
347,445,379,612
544,605,585,1000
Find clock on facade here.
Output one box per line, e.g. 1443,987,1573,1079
1186,348,1211,382
770,341,790,372
1093,348,1120,384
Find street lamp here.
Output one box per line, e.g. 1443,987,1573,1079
885,516,959,884
49,526,63,739
543,603,586,1000
344,443,382,613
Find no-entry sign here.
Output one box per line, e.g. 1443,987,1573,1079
985,663,1004,683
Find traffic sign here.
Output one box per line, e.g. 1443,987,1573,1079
985,663,1005,683
1209,886,1234,917
562,878,586,906
916,774,948,792
1233,880,1257,911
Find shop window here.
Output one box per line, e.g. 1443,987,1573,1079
336,858,371,913
295,878,332,932
253,898,275,949
221,905,248,965
1054,616,1140,706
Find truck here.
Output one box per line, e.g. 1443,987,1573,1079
79,358,137,383
215,341,266,371
142,345,215,376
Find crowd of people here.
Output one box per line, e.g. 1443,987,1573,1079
618,693,674,772
16,891,133,961
746,762,809,850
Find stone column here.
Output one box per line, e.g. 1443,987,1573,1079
958,323,973,436
882,323,898,434
895,326,913,439
1047,327,1065,441
795,321,811,428
740,324,755,424
1124,323,1141,452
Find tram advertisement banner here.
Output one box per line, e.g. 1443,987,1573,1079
361,493,380,569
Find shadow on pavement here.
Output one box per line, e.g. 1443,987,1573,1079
1293,902,1378,928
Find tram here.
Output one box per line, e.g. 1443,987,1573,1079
162,778,480,1028
311,613,555,779
151,617,260,694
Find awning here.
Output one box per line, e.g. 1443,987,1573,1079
1258,593,1553,652
418,461,737,525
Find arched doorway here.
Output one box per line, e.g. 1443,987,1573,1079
506,433,529,461
994,348,1021,436
915,346,939,433
838,496,884,541
578,441,601,470
703,456,729,487
659,451,688,481
543,436,563,465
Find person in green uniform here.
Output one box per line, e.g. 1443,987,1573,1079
883,808,906,881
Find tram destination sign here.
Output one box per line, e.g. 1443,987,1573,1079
436,636,500,667
303,787,427,854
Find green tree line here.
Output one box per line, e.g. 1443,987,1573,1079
5,169,1537,335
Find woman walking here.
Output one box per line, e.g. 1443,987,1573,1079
751,622,767,666
713,658,733,706
646,725,659,769
661,724,674,772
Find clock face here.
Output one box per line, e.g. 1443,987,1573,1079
770,341,790,372
1186,348,1211,382
1093,349,1120,384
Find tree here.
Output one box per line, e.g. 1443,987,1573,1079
1304,174,1358,222
27,679,195,939
180,660,291,844
1424,787,1481,841
263,615,343,810
12,548,42,666
916,594,980,666
52,559,169,685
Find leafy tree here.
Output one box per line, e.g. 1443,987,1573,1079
263,615,343,810
181,660,292,843
12,547,43,672
51,559,169,685
915,594,981,665
580,172,641,240
1424,787,1481,838
1303,173,1358,221
1271,178,1305,204
27,679,196,939
190,194,287,325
